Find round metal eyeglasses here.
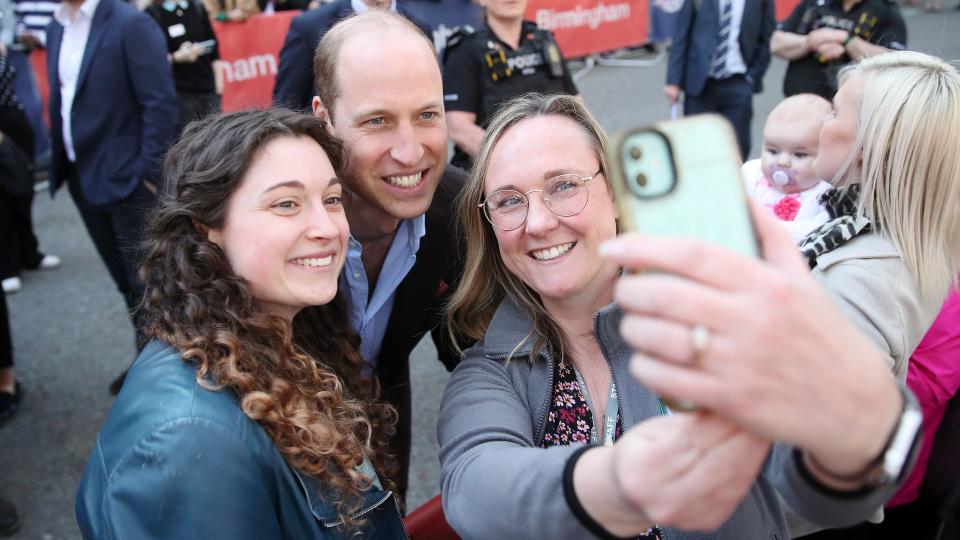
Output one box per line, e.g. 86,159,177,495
478,170,602,231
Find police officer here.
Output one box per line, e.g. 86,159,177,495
443,0,579,170
771,0,906,99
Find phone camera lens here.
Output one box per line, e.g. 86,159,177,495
635,173,648,187
630,147,642,160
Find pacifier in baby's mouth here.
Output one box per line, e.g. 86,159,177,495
770,167,797,188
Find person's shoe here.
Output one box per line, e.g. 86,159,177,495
109,370,128,396
1,277,21,294
0,382,23,428
38,254,60,270
0,497,21,536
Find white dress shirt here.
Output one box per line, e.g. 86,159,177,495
54,0,100,163
721,0,747,77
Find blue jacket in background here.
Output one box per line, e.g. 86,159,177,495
46,0,178,207
666,0,775,96
272,0,432,111
76,340,407,540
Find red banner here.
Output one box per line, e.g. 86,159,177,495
526,0,648,59
776,0,801,20
212,10,297,111
30,49,50,127
30,1,803,118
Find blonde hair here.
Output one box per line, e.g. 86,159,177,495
833,51,960,300
446,94,610,360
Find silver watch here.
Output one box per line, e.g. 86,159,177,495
872,382,924,487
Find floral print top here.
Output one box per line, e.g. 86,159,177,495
540,361,663,540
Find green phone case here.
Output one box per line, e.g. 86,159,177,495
607,114,758,412
608,114,759,259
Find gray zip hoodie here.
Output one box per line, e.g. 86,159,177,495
438,297,900,539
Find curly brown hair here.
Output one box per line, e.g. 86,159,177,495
138,109,397,528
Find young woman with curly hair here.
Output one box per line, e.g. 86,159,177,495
75,109,405,539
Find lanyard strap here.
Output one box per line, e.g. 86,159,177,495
658,399,671,416
572,365,619,446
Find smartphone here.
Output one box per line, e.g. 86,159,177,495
607,114,759,411
195,39,217,55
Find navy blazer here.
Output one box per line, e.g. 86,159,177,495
47,0,178,207
666,0,775,97
272,0,432,111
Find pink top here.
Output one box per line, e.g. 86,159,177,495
887,289,960,507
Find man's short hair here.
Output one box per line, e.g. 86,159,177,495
312,10,437,124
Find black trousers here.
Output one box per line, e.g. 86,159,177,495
0,107,35,165
684,75,754,160
0,192,43,280
68,178,155,348
0,288,11,370
0,107,41,280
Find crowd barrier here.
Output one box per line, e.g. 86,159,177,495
28,0,802,115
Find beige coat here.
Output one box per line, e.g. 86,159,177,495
812,232,942,380
783,231,939,538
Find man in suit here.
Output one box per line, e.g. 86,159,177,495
273,0,432,111
665,0,775,159
311,11,467,500
47,0,177,386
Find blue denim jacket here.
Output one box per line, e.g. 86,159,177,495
76,340,408,539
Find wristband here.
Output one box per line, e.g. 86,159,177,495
842,32,855,48
562,445,633,540
794,448,873,498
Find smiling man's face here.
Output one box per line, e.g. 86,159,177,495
324,28,447,221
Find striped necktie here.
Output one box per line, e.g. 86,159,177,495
710,0,733,78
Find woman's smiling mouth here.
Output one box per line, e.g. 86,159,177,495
529,242,576,261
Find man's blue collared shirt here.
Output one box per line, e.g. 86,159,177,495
341,215,425,366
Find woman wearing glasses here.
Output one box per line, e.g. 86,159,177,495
438,93,917,539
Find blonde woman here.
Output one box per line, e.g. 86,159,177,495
798,51,960,380
438,94,918,540
601,50,960,538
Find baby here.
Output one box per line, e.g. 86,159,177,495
742,94,833,244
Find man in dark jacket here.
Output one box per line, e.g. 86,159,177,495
47,0,177,379
311,10,467,500
664,0,775,159
272,0,431,111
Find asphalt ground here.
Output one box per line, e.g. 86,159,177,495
2,7,958,538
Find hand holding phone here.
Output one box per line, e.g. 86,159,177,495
194,39,217,55
606,114,759,411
